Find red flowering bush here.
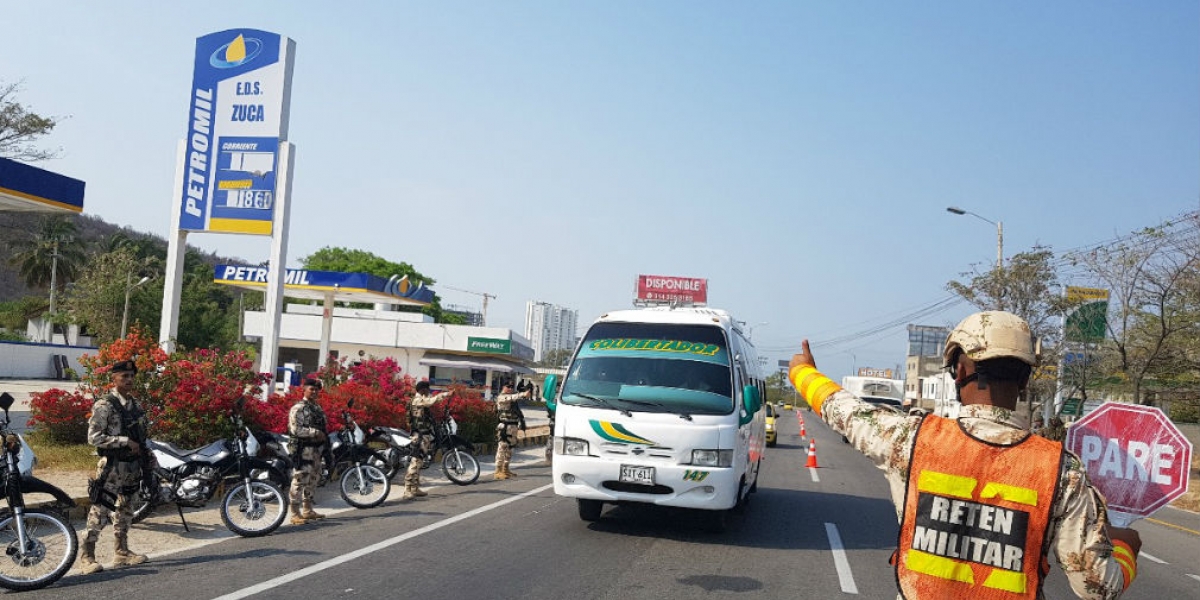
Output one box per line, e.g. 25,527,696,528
30,333,500,450
442,385,498,444
27,388,92,444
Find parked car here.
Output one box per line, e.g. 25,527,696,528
764,403,778,447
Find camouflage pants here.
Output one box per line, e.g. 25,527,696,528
289,446,323,505
85,457,139,543
404,433,431,490
85,494,134,543
495,423,518,470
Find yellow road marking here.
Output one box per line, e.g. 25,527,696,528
1146,517,1200,536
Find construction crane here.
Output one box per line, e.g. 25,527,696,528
440,285,496,326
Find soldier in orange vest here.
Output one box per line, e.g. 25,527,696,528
790,311,1140,599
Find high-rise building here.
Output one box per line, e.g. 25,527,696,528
905,324,951,405
525,301,579,364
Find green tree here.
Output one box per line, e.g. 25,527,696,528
6,215,86,313
947,247,1073,413
61,246,145,344
1071,220,1200,406
300,246,461,323
0,80,60,161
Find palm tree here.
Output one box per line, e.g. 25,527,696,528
6,215,86,312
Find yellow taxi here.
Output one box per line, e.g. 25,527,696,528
783,403,793,411
764,403,778,447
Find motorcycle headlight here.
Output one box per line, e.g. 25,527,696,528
765,423,775,431
691,449,733,467
559,437,589,456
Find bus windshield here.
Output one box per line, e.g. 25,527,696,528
561,322,733,416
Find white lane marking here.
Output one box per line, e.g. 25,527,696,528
1186,573,1200,583
214,484,554,600
824,522,859,594
1139,551,1167,564
809,467,821,483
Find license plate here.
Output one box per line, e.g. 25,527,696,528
619,465,655,486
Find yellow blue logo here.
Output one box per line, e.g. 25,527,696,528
682,470,709,482
589,420,656,446
210,34,263,69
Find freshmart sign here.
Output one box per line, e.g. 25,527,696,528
468,337,511,354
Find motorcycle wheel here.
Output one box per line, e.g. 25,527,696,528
441,448,480,485
0,510,77,591
339,464,390,508
220,481,288,538
129,473,166,524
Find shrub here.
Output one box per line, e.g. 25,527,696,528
1169,398,1199,424
27,388,92,444
444,386,497,444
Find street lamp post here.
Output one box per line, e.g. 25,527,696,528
122,274,151,339
946,206,1003,268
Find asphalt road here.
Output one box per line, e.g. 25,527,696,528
12,409,1198,599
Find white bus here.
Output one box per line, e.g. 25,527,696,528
543,306,767,531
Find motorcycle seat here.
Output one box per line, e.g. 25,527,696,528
149,439,226,461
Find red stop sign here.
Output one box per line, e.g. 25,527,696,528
1065,402,1193,520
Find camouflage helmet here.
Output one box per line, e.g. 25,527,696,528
943,311,1038,367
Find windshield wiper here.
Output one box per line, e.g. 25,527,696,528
569,393,632,417
619,399,692,420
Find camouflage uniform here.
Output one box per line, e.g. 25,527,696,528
807,379,1132,600
404,391,450,497
84,390,150,571
493,390,528,479
288,398,327,518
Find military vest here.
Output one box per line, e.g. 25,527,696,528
291,400,327,440
497,398,520,424
896,415,1061,600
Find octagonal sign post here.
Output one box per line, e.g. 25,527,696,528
1065,402,1193,527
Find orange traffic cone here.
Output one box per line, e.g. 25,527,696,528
805,438,819,468
800,421,807,438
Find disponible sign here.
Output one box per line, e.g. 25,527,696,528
635,274,708,305
178,29,295,236
468,337,511,354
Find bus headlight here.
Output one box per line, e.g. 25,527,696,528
691,449,733,467
560,437,590,456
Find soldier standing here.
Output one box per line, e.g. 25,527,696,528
493,384,531,480
404,381,451,499
79,360,151,575
288,378,329,525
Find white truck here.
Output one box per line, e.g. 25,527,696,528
840,375,906,411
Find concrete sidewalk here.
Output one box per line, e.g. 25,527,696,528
33,443,550,578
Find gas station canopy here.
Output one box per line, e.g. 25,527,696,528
0,157,85,213
213,264,435,305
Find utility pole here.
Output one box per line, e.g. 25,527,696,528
441,285,497,326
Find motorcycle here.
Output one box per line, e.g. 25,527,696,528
130,401,289,537
0,392,76,591
322,399,391,508
371,403,479,486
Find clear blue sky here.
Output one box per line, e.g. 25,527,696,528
5,2,1198,380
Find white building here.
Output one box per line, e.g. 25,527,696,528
524,301,578,363
243,303,534,397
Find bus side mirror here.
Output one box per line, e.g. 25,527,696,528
740,385,761,426
543,374,558,412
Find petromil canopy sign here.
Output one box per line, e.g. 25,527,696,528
178,29,295,236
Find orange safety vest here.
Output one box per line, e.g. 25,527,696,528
896,415,1062,599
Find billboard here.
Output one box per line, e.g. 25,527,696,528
635,274,708,306
1065,286,1109,343
178,29,295,235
